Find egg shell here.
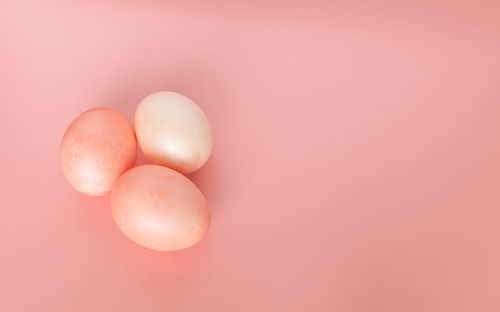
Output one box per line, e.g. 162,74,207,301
60,108,137,196
134,91,213,174
110,165,210,251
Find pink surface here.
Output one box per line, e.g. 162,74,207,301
1,1,500,311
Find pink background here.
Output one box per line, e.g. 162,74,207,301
1,1,500,311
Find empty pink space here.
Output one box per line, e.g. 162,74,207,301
1,0,499,311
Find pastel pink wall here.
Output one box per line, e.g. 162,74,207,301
1,1,499,311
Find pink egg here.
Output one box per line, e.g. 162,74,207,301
135,91,213,174
110,165,210,251
60,108,137,196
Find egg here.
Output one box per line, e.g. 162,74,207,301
60,108,137,196
110,165,210,251
134,91,213,174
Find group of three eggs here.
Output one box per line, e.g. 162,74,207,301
60,92,213,251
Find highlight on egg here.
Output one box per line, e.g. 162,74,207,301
134,91,213,174
60,108,137,196
110,165,210,251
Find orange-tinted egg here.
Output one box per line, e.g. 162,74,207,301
135,91,213,174
60,108,137,196
110,165,210,251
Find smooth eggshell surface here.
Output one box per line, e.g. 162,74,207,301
135,91,213,174
110,165,210,251
60,108,137,196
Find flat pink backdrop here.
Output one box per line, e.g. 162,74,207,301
1,1,499,311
